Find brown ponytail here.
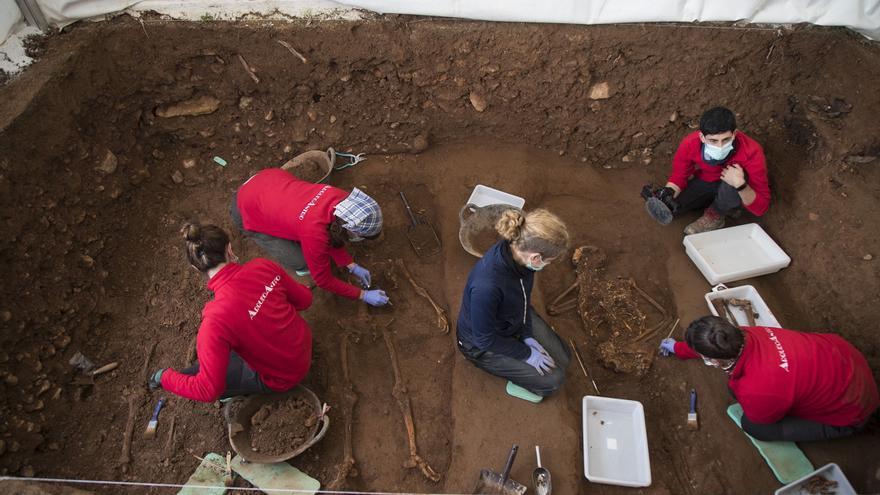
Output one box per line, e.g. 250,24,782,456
181,222,230,272
495,208,570,259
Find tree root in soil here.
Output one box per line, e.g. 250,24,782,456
327,330,359,490
382,326,441,482
395,259,449,334
237,54,260,84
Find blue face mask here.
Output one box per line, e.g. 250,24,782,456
703,141,734,162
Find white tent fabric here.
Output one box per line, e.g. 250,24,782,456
0,0,24,45
341,0,880,39
2,0,879,54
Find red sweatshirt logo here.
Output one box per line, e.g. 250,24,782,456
764,328,790,372
298,185,331,220
249,275,281,320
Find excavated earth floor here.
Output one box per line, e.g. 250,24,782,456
0,16,879,494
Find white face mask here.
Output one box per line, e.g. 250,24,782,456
526,255,548,272
703,141,734,161
701,355,737,373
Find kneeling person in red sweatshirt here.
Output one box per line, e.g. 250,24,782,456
148,223,314,402
642,107,771,235
659,316,878,442
232,168,388,307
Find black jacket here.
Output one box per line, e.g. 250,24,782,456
457,240,534,360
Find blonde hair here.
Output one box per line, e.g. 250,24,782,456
495,208,570,258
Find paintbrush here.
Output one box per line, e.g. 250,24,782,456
143,398,166,439
687,389,699,430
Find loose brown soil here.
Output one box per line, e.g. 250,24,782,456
249,396,315,456
0,15,879,495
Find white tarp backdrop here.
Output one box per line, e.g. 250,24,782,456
2,0,879,66
1,0,23,45
341,0,880,38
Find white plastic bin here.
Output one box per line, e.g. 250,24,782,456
774,463,856,495
683,223,791,285
705,284,781,328
466,184,525,209
582,396,651,487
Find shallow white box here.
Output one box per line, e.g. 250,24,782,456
774,463,856,495
582,395,651,487
705,284,781,328
683,223,791,285
466,184,525,209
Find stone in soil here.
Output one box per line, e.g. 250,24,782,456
155,95,220,118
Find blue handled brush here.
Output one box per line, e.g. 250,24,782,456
687,389,699,430
143,398,165,439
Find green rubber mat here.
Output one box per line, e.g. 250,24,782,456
177,452,227,495
726,403,814,484
506,381,543,403
231,455,320,494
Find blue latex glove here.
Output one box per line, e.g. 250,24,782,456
148,368,165,390
659,338,677,357
362,289,389,307
525,347,556,376
348,264,371,288
523,337,549,356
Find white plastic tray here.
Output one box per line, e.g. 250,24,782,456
466,184,525,209
774,463,856,495
582,396,651,487
683,223,791,285
705,284,781,328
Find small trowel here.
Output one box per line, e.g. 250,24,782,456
71,361,119,386
532,445,552,495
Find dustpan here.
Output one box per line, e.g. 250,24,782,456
399,191,441,257
473,445,527,495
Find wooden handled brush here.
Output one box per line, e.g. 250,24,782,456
143,398,165,439
687,389,699,430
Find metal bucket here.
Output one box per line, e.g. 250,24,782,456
458,203,521,258
281,148,336,183
224,385,330,464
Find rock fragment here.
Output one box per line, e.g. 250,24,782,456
469,91,488,112
589,82,612,100
156,96,220,118
95,150,118,174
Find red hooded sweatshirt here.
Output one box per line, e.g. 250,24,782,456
236,168,361,300
162,259,313,402
667,131,771,216
673,326,879,427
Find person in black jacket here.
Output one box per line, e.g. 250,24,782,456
457,208,572,401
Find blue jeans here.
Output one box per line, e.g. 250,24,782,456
458,313,571,397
